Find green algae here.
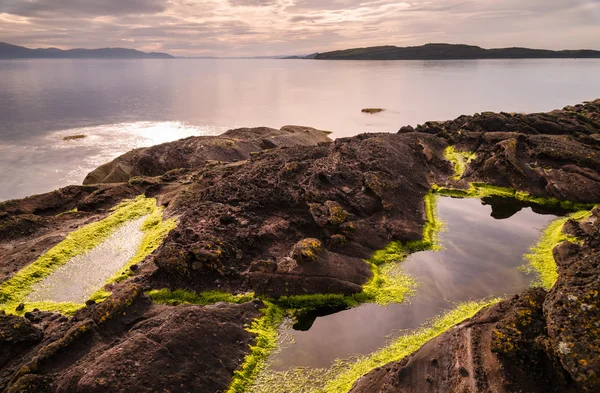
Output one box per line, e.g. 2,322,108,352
444,146,477,180
148,289,254,306
0,196,176,315
227,302,285,393
369,192,442,266
249,299,501,393
55,207,78,217
274,261,417,312
523,210,593,289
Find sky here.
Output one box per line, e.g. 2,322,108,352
0,0,599,57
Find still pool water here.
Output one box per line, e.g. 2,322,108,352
26,215,148,304
269,196,559,370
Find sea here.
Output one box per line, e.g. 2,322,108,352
1,58,599,201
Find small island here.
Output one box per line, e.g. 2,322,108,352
305,43,600,60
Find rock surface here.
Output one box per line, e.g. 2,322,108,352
150,132,451,295
408,100,600,203
1,100,600,393
83,125,332,184
0,285,262,393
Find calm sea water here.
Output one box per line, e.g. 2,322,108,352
1,58,599,201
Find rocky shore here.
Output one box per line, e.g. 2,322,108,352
1,101,599,393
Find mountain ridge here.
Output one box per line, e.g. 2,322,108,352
0,42,174,59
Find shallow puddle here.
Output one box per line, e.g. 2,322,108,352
270,197,560,370
26,215,148,304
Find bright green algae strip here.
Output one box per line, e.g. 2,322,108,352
370,192,442,265
148,289,255,305
0,196,176,315
248,299,501,393
523,210,593,289
439,146,593,211
444,146,476,180
228,302,285,393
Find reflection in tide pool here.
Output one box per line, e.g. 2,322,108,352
270,197,559,370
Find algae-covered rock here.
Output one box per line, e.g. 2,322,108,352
410,99,600,203
291,238,324,262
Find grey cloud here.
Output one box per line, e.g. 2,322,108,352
228,0,277,7
1,0,599,56
0,0,166,17
289,15,325,22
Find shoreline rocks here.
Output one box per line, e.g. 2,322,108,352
1,100,599,393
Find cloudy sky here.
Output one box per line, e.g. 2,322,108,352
1,0,599,56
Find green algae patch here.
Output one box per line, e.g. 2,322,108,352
249,299,501,393
0,196,176,315
432,183,595,212
523,209,593,290
444,146,476,180
227,302,285,393
370,192,443,266
148,289,254,306
274,261,417,311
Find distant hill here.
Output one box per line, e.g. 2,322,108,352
0,42,174,59
310,43,600,60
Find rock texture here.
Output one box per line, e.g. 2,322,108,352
0,285,262,393
407,100,600,203
150,132,451,295
1,100,600,393
83,126,332,184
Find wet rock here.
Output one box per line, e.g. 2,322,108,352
15,303,25,312
412,99,600,203
92,284,145,326
7,374,51,393
152,132,450,295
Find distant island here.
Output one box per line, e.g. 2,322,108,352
294,43,600,60
0,42,174,59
